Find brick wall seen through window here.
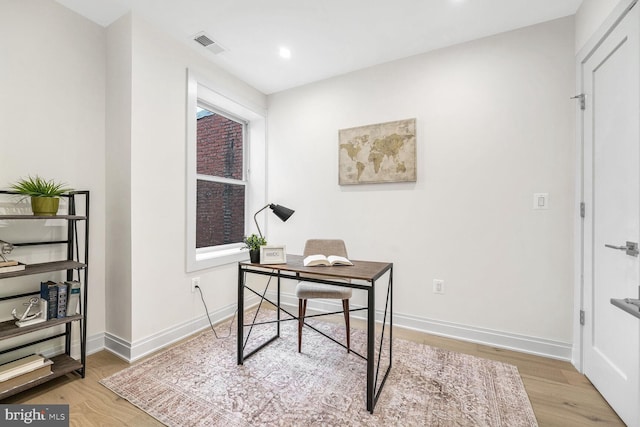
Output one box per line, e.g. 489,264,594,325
196,110,245,248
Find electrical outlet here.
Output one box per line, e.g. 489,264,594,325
191,277,200,293
433,279,445,294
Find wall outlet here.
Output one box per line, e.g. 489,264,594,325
191,277,200,293
433,279,445,294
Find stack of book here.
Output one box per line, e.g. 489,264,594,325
0,260,25,273
0,354,53,394
40,280,81,320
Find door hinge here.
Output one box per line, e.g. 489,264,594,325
571,93,586,110
580,202,585,218
580,310,585,325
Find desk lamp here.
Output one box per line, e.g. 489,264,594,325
253,204,294,238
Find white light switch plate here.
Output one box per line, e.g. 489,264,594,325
533,193,549,210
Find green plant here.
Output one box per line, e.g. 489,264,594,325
10,175,73,198
242,234,266,251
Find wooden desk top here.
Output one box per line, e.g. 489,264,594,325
240,254,392,282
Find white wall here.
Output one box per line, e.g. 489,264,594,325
105,12,133,343
0,0,107,342
1,0,580,362
267,17,576,357
105,12,267,359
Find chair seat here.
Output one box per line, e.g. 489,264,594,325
295,282,352,299
297,239,352,353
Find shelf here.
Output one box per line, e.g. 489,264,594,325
0,315,83,340
0,354,83,400
0,190,88,398
0,261,85,279
0,215,86,220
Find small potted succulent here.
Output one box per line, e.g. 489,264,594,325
243,234,266,263
9,175,73,216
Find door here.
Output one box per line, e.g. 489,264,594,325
582,3,640,426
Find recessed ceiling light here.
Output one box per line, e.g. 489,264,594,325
279,47,291,59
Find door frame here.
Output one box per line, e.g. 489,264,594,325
573,0,639,372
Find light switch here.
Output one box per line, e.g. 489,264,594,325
533,193,549,210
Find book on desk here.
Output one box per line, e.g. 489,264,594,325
303,254,353,267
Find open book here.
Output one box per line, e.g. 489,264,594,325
303,254,353,267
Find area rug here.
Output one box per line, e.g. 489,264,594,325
100,313,538,426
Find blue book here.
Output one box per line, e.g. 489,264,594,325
40,281,57,320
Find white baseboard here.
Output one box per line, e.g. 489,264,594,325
103,302,238,362
87,331,105,355
392,311,571,361
95,289,571,363
274,290,572,361
35,333,104,361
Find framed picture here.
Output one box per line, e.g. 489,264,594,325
260,245,287,264
339,118,417,185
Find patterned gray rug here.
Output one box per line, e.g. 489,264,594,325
100,313,537,426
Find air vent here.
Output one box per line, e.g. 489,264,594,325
194,34,214,47
193,31,225,55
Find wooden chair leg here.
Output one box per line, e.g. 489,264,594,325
342,299,350,353
298,299,307,353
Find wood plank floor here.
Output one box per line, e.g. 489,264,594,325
4,323,624,426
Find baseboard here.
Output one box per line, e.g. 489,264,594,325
87,331,105,356
273,290,572,361
97,289,571,363
101,294,263,363
32,332,105,362
103,302,238,362
392,312,572,361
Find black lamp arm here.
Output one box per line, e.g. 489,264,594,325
253,204,271,239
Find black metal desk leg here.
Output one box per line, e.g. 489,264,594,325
237,265,245,365
367,282,375,412
390,267,393,367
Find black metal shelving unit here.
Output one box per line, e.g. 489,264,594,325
0,190,89,400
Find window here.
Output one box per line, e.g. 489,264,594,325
186,70,266,271
196,107,246,248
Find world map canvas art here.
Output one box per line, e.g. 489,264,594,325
339,118,416,185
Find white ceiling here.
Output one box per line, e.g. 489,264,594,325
55,0,583,94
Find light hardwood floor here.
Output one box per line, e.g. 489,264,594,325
4,324,624,427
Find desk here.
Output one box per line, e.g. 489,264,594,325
237,254,393,413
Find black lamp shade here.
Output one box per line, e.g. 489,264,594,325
253,203,295,238
270,204,294,222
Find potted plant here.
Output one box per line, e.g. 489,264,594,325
9,175,73,216
243,234,266,263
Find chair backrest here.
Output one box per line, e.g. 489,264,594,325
303,239,348,258
301,239,350,282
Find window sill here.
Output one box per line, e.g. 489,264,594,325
188,247,249,272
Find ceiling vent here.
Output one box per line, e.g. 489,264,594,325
193,32,225,55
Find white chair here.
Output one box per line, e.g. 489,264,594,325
296,239,352,353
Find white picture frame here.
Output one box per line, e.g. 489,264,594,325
260,245,287,264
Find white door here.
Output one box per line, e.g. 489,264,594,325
582,3,640,426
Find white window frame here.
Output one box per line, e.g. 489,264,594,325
186,69,266,271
